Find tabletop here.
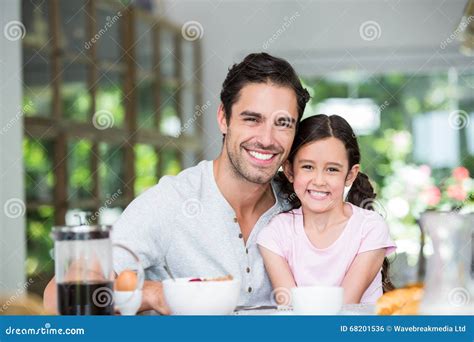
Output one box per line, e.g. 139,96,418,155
233,304,376,315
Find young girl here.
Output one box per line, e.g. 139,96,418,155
257,114,396,305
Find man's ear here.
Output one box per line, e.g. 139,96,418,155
345,164,360,186
283,160,295,183
217,104,228,135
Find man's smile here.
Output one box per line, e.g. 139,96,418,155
244,148,279,165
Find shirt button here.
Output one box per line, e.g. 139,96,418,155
246,267,250,273
233,217,238,223
238,233,243,239
245,248,249,254
248,287,252,293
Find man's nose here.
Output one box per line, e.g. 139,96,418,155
257,122,274,148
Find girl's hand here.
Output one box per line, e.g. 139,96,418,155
259,246,296,305
341,248,386,304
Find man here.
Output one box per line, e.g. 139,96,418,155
43,52,310,314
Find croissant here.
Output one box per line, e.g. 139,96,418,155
376,283,424,315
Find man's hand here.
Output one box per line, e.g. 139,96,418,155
43,276,58,314
140,280,171,315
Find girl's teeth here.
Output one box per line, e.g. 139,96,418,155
308,191,329,198
249,151,274,161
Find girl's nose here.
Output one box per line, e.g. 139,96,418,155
311,172,326,186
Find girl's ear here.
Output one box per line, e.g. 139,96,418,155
283,160,295,183
345,164,360,186
217,104,228,135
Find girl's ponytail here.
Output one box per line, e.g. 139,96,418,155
346,172,375,207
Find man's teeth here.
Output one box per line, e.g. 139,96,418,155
248,150,274,161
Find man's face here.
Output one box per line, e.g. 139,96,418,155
219,82,299,184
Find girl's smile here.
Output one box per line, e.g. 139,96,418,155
307,190,331,200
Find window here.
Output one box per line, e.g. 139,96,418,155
22,0,204,289
304,69,474,186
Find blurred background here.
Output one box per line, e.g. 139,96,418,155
0,0,473,301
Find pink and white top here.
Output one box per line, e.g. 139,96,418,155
257,203,396,303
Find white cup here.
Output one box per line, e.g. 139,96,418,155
114,290,142,316
291,286,344,315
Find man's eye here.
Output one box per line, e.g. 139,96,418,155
244,118,258,123
275,117,293,128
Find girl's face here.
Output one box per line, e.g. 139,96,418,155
284,137,360,213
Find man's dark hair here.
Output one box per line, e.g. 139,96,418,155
220,52,310,124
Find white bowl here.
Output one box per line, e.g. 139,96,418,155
162,277,241,315
291,286,344,315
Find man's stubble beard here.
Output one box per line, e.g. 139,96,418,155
224,128,278,185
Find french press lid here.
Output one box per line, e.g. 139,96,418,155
52,212,112,241
52,224,112,241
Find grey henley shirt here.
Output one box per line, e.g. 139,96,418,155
112,160,288,306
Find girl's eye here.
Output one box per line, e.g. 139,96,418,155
302,165,313,170
327,167,339,173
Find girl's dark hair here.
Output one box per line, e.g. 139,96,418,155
220,52,310,124
277,114,394,292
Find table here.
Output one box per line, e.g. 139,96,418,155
141,304,376,316
233,304,376,315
